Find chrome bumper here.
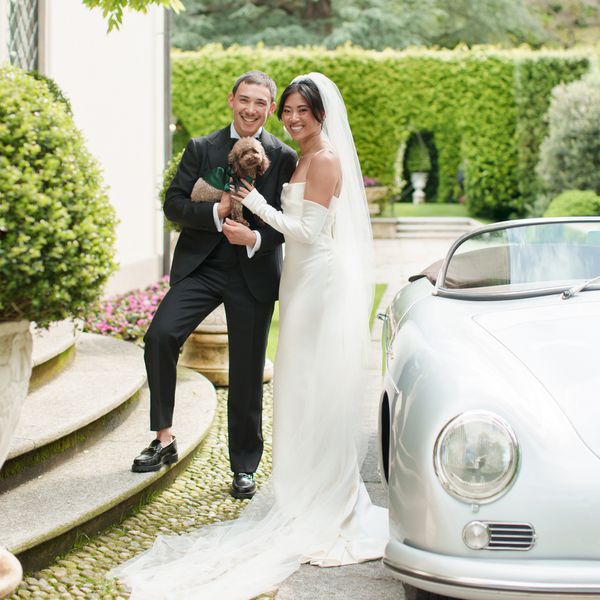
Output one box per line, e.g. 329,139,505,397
384,541,600,599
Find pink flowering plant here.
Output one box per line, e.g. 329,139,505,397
363,176,381,188
84,276,170,343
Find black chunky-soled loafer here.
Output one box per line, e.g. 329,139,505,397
231,472,256,499
131,437,178,473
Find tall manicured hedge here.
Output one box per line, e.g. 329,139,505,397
171,46,589,220
514,57,590,215
0,65,117,326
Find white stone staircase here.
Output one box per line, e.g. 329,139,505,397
396,217,480,238
0,323,217,572
371,216,481,239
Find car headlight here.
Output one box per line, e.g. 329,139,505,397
434,411,519,503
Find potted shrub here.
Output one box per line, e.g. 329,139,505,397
406,131,431,204
0,64,116,498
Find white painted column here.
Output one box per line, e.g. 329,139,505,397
42,1,166,295
0,0,8,64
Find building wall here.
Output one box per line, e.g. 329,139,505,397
2,0,167,295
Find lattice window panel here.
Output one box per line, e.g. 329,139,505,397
8,0,39,71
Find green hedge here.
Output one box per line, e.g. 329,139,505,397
514,57,589,216
0,65,117,326
171,45,589,220
543,190,600,217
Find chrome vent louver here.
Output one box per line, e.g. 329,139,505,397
486,522,535,551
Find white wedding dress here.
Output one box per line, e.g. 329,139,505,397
111,181,388,599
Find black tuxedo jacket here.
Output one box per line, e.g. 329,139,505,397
165,127,297,302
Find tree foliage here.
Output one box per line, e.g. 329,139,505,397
82,0,184,30
525,0,600,46
536,73,600,207
172,0,547,50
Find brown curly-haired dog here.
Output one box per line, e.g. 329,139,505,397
191,137,270,226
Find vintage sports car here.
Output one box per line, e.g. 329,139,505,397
378,217,600,600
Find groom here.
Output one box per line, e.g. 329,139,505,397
132,71,297,500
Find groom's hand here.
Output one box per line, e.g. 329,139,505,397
222,218,257,247
216,191,232,220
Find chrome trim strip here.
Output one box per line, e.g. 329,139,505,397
383,559,600,594
379,311,399,395
435,284,600,301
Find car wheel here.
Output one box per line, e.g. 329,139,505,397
403,584,453,600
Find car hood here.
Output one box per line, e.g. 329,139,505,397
473,295,600,459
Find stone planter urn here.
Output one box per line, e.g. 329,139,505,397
410,172,428,204
365,186,388,215
0,320,32,598
179,305,273,386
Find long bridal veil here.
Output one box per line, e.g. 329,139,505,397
109,73,385,600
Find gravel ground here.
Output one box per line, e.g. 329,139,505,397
9,385,274,600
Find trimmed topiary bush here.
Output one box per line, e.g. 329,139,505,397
28,71,73,115
536,74,600,215
543,190,600,217
0,65,117,327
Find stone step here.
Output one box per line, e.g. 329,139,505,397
397,216,476,224
396,218,479,240
0,368,216,572
396,217,479,231
29,320,82,391
396,231,473,239
1,334,146,487
372,217,481,240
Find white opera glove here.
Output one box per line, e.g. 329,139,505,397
242,188,329,244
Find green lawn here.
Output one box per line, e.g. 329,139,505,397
266,283,388,362
390,202,470,218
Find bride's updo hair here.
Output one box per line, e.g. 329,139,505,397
277,79,325,124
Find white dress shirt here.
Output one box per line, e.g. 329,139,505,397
212,124,263,258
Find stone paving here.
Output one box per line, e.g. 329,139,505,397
8,385,274,600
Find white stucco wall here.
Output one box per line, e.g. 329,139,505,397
39,0,167,295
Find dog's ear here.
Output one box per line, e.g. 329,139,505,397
258,153,270,176
227,146,236,165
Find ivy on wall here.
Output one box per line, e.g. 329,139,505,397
171,45,589,219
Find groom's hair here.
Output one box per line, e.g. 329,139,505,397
277,79,325,124
232,71,277,103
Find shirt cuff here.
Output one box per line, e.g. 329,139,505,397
247,231,261,258
213,203,223,232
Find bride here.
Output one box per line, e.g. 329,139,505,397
111,73,387,599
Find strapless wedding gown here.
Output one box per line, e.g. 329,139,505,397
111,182,388,599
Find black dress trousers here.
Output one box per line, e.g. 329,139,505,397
143,237,274,474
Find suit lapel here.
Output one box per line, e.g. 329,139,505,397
207,127,231,170
255,131,281,186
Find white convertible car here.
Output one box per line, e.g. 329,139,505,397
378,217,600,600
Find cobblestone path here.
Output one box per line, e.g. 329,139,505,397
10,385,274,600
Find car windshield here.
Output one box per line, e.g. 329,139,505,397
436,219,600,299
